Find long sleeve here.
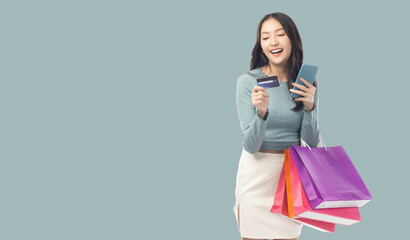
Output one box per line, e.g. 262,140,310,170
300,78,320,147
236,74,268,154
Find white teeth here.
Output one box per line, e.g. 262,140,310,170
271,49,283,54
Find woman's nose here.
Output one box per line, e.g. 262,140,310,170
270,37,278,46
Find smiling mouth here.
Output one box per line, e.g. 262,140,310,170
270,49,283,54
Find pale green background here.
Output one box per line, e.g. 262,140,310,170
0,0,408,239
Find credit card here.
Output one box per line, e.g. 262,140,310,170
256,75,279,89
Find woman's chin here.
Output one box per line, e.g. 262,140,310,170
268,58,288,66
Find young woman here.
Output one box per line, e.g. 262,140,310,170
233,12,320,240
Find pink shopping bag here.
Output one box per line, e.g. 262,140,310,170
271,162,336,233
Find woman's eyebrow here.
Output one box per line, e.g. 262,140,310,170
261,28,284,34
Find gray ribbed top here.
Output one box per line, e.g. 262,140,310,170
235,67,320,153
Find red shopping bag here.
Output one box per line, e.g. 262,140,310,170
271,162,336,233
285,149,362,225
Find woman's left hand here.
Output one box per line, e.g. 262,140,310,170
289,77,316,112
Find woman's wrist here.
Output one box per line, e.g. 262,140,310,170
257,109,268,120
304,103,315,113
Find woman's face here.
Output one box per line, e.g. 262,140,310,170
260,18,292,67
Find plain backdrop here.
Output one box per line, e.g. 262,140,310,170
0,0,408,239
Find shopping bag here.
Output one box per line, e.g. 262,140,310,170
290,140,372,209
285,149,361,225
271,163,336,233
271,163,287,215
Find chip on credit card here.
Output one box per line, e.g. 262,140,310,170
256,75,279,89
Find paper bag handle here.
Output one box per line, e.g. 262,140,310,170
300,134,327,151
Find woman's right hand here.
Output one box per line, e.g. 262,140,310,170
251,86,269,119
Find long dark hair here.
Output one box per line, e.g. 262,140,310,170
250,12,317,111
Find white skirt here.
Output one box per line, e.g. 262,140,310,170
233,148,303,239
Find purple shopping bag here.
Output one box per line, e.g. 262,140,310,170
289,145,372,209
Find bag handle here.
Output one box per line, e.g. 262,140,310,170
300,134,328,151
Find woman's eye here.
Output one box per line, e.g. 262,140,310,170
262,38,268,40
278,34,285,36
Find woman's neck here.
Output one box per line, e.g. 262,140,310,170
262,64,288,82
